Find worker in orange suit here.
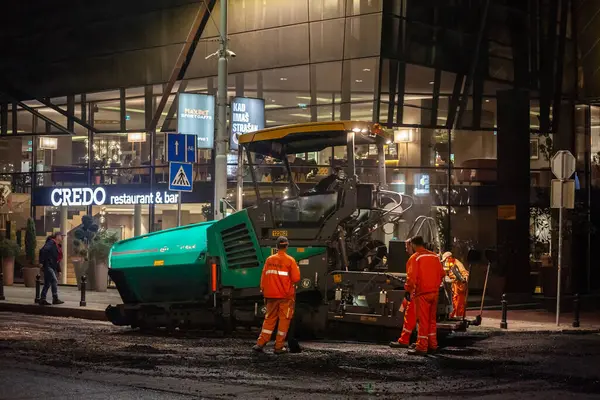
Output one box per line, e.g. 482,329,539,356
253,236,301,354
442,252,469,319
405,236,446,355
389,238,418,348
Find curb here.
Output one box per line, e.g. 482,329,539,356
466,326,600,336
0,302,107,321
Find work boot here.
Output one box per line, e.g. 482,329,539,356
38,299,51,306
52,297,65,305
389,341,410,349
407,348,428,356
252,345,264,353
273,347,288,355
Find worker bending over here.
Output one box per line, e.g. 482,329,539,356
442,252,469,319
253,236,301,354
389,238,417,348
405,236,445,355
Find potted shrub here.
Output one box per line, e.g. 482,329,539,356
88,231,118,292
0,238,21,286
22,218,38,287
73,216,99,290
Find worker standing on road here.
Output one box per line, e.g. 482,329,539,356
442,252,469,319
253,236,301,354
389,238,418,349
405,236,445,355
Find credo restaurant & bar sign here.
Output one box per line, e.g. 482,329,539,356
50,187,179,206
32,183,214,207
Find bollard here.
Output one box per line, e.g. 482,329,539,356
34,274,41,303
0,272,5,301
572,293,580,328
500,293,508,329
80,275,87,307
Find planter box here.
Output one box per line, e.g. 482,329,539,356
22,267,38,287
2,257,15,286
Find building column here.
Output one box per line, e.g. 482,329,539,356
134,204,142,237
60,206,68,284
496,89,531,299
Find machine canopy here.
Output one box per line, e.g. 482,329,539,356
237,121,390,159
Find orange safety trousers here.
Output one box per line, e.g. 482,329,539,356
397,298,417,345
450,282,467,318
415,293,439,352
256,298,295,350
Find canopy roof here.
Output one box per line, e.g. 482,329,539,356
238,121,390,159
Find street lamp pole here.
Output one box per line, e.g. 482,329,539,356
213,0,228,220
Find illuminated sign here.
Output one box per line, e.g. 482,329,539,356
127,132,146,143
39,137,58,150
230,97,265,151
49,187,179,206
178,93,215,149
413,173,430,196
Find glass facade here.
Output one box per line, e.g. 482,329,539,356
0,0,593,292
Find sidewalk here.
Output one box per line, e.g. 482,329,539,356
466,309,600,334
1,285,599,335
0,284,120,321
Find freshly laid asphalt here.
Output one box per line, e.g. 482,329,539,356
0,312,599,399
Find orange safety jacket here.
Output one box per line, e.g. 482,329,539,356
405,248,445,297
404,252,418,293
260,251,301,300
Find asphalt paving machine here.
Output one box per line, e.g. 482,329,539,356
106,121,479,339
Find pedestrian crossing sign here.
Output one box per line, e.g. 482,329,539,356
169,162,193,192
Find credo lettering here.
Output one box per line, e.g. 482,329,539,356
51,188,106,206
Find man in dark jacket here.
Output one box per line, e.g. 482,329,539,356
38,232,65,305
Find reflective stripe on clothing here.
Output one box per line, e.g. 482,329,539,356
265,270,289,276
415,253,440,261
260,250,301,299
418,336,428,340
262,329,273,334
277,331,286,336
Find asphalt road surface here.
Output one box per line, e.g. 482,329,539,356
0,313,599,399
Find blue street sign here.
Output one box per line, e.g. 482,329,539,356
169,162,193,192
186,134,196,163
167,133,185,162
167,133,196,163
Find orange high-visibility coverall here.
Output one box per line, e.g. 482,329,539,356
406,250,445,352
256,250,301,350
446,258,469,318
397,251,419,345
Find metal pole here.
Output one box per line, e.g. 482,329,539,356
557,178,564,326
60,206,68,284
214,0,229,220
236,149,243,210
177,192,182,227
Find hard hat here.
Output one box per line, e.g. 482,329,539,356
442,251,453,261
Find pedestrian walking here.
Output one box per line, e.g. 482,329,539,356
38,232,65,305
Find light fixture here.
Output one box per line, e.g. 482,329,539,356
485,99,490,103
39,137,58,150
394,129,414,143
128,132,147,143
428,81,434,85
355,79,363,83
352,127,361,133
280,77,288,81
362,68,371,72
